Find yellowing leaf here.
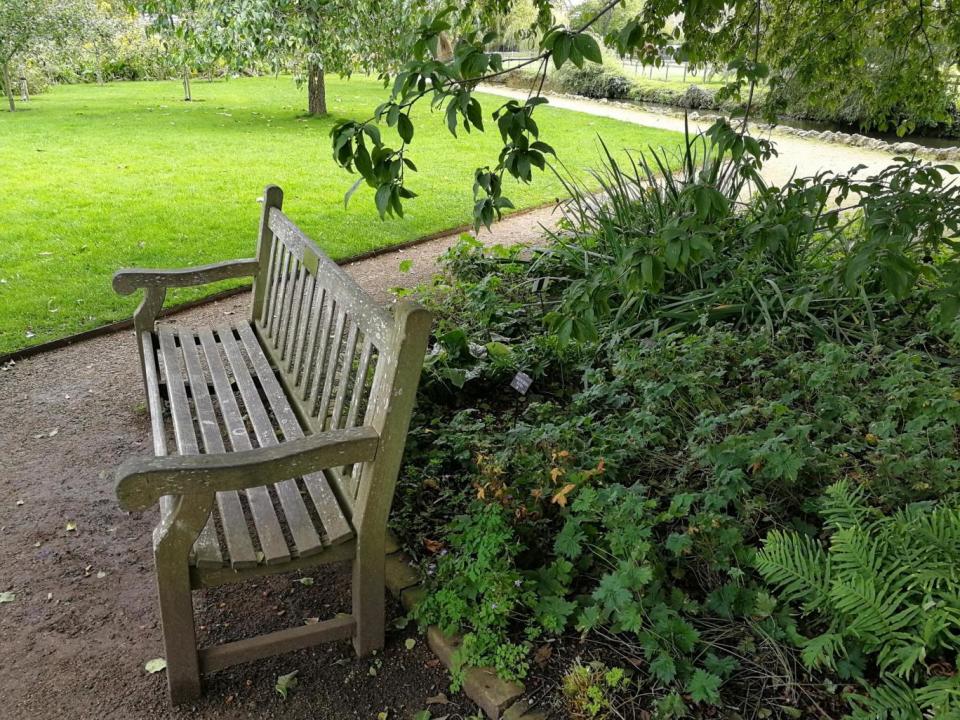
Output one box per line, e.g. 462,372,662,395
552,483,577,507
0,591,15,603
65,520,77,532
549,466,564,483
404,638,416,650
275,670,298,699
144,658,166,674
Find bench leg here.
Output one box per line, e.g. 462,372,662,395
352,548,385,657
155,551,202,704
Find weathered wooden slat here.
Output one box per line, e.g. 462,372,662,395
344,340,374,430
191,539,355,588
198,329,291,565
316,310,347,423
259,234,283,328
267,247,292,341
287,271,315,377
157,329,222,569
142,333,167,457
269,207,392,348
220,327,324,558
281,263,308,368
236,324,354,546
198,614,356,673
329,322,360,431
179,333,258,570
294,282,324,390
304,294,336,406
276,258,303,359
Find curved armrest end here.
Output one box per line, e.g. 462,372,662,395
114,426,380,512
112,258,260,297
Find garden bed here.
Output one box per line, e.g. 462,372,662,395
386,123,960,719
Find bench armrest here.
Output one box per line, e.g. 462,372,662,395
115,426,380,511
112,258,259,296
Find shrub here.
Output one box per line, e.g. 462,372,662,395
397,122,960,717
551,62,634,100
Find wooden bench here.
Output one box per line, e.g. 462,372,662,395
112,185,432,704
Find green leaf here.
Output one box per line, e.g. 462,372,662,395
399,259,413,273
397,114,414,144
575,33,603,64
404,638,416,650
485,341,511,359
275,670,299,699
650,653,677,684
552,34,571,69
375,184,393,219
343,177,363,209
687,669,722,705
665,533,692,557
296,577,314,586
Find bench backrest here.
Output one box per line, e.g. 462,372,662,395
249,186,431,529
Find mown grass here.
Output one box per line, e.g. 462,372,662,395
0,75,680,355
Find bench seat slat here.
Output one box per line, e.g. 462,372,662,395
156,329,223,569
178,332,258,569
236,323,354,546
197,329,291,566
217,327,325,559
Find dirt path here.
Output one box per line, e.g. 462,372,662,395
0,207,555,720
479,85,900,185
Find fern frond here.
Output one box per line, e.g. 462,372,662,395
800,631,846,671
845,677,923,720
821,480,873,532
829,571,918,645
916,674,960,716
830,525,886,579
756,530,831,612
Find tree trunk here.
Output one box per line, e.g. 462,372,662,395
19,69,28,102
308,64,326,115
94,45,104,85
182,67,192,101
2,63,15,112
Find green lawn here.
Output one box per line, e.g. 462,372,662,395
0,75,680,355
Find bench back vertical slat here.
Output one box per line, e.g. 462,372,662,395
250,189,424,517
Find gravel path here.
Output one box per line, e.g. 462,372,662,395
0,95,904,719
479,85,901,186
0,206,556,720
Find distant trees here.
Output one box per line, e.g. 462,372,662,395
0,0,86,111
135,0,419,115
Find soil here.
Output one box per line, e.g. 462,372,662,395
0,209,556,720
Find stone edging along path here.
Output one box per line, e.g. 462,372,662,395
382,535,544,720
